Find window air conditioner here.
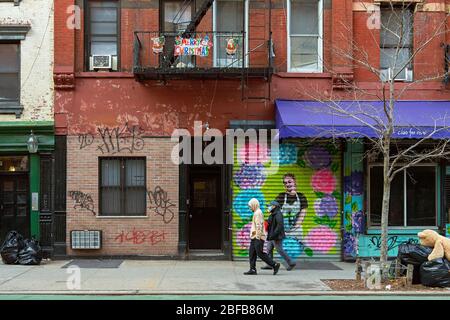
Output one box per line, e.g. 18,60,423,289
380,67,413,82
89,55,118,71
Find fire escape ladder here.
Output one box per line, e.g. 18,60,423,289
183,0,215,36
241,0,272,101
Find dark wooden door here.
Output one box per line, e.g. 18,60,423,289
189,169,221,250
0,174,29,242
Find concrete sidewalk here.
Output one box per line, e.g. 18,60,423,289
0,259,355,295
1,259,449,297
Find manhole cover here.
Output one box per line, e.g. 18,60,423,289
61,259,123,269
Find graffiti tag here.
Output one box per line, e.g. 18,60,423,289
114,228,167,245
69,191,96,215
369,236,418,252
97,122,145,154
148,186,175,224
78,133,94,150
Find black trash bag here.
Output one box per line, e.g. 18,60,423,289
0,231,25,265
18,239,42,265
420,258,450,287
397,243,433,266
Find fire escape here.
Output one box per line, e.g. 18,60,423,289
133,0,273,100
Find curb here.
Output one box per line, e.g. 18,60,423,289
0,290,449,296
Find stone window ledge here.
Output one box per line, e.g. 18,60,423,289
0,24,30,41
0,102,23,118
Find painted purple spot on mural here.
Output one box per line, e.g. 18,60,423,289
237,222,252,250
233,163,266,189
304,146,332,170
305,226,338,253
344,171,363,195
343,232,356,256
352,211,365,234
311,169,337,194
314,194,339,218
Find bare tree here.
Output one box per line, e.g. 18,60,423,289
296,1,450,272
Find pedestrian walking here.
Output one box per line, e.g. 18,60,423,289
243,198,280,275
262,201,297,271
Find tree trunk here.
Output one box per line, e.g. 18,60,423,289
380,152,391,276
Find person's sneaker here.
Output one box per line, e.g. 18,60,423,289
287,263,296,271
261,265,273,270
243,269,257,275
273,263,280,275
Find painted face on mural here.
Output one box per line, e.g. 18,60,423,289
283,176,297,195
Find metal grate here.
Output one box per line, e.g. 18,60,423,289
71,230,102,249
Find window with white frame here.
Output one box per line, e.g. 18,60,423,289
214,0,247,67
380,6,413,81
288,0,322,72
369,165,437,227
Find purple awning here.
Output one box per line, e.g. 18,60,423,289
275,100,450,139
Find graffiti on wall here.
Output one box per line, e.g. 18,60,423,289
148,186,175,224
232,141,342,259
114,228,167,245
97,122,145,154
78,133,94,150
358,234,419,257
69,191,96,215
77,123,145,154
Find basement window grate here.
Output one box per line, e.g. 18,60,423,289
71,230,102,249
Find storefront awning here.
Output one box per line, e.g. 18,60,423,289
275,100,450,139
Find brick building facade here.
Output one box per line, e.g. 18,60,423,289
52,0,450,259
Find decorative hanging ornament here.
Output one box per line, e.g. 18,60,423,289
152,36,165,54
226,38,238,55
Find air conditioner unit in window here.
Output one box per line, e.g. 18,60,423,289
71,230,102,249
89,55,118,71
380,67,413,82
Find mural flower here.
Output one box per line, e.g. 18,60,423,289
343,232,356,257
232,189,265,220
282,237,303,259
237,142,269,165
274,143,298,165
344,171,363,195
233,163,266,189
311,169,337,194
305,226,338,253
236,222,252,249
304,146,332,170
314,194,339,218
351,211,365,234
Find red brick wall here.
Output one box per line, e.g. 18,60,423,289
66,136,179,256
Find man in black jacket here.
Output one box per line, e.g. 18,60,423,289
262,201,296,271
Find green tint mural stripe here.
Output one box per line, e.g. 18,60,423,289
232,140,342,260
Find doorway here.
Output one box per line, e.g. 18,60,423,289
188,167,222,250
0,173,30,241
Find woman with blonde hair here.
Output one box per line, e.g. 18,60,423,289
244,198,280,275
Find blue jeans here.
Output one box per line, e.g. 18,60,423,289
266,239,295,266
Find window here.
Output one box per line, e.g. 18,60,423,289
214,0,246,67
0,43,20,108
369,165,437,227
99,158,146,216
380,7,413,81
86,1,119,70
288,0,322,72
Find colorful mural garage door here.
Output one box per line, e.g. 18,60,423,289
232,139,342,260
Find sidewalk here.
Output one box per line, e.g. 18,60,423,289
0,259,448,296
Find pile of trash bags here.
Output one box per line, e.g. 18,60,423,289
0,231,42,265
396,243,450,287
